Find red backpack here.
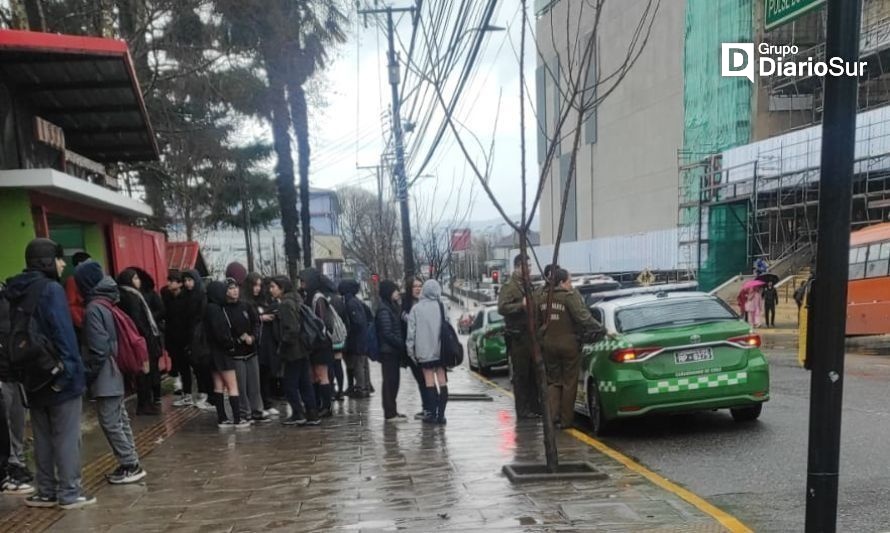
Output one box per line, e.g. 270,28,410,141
94,299,149,375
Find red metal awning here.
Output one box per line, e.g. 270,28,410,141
0,30,159,162
166,241,208,276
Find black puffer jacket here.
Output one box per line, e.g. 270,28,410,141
340,280,368,355
274,277,306,362
375,280,405,363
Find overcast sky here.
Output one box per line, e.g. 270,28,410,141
301,2,538,233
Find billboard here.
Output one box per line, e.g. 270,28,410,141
451,229,471,252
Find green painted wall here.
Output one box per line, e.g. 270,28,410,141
83,224,108,273
683,0,754,290
0,190,36,281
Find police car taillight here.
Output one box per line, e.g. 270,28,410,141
728,334,761,349
610,347,660,363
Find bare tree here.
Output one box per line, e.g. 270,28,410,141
339,187,403,280
417,0,660,471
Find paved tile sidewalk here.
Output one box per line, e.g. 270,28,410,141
48,366,727,532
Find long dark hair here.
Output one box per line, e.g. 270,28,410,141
242,272,265,306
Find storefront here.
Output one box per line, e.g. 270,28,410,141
0,30,161,282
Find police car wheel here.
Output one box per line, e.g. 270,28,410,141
587,381,612,436
730,404,762,423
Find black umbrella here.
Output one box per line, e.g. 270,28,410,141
756,273,779,285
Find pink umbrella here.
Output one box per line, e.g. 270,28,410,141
742,279,767,290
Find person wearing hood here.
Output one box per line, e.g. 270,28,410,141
204,280,251,429
116,269,162,415
180,270,213,411
339,280,371,398
129,267,165,404
76,261,146,485
406,280,448,424
269,276,319,425
376,280,407,422
222,278,266,424
324,275,347,402
162,271,189,400
402,277,431,419
5,238,93,509
299,268,336,417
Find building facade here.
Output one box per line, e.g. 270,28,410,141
0,30,161,282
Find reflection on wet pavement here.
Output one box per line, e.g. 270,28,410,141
37,366,726,532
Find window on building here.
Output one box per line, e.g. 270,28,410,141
535,66,547,164
865,241,890,278
850,245,868,279
558,154,577,242
583,33,597,145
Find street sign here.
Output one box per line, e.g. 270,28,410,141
765,0,826,31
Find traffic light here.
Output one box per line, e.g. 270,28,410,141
492,270,499,284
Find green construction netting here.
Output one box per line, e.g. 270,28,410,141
700,202,749,291
683,0,753,289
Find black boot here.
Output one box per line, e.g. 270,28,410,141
319,384,333,417
211,392,228,424
423,387,439,424
437,386,449,425
229,395,244,425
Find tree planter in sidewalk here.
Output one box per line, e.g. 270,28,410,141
502,461,607,483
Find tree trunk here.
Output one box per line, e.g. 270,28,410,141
267,53,302,281
288,82,313,269
23,0,45,31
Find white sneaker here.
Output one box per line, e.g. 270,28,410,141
173,395,194,407
234,420,251,429
59,494,97,510
265,408,280,418
172,376,183,394
1,476,35,495
195,399,215,412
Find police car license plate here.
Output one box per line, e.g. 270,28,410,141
675,348,713,364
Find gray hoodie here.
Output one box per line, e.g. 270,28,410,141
406,280,443,365
83,277,123,398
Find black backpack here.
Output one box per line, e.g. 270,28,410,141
4,279,65,392
299,303,330,352
437,302,463,368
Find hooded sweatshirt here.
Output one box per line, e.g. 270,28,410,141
375,280,404,358
339,280,368,355
300,268,335,358
204,281,236,360
406,280,443,364
76,261,124,397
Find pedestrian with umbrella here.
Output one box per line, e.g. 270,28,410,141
742,279,766,328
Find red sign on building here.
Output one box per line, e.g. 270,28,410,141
451,229,471,252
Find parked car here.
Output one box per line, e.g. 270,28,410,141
576,290,770,435
467,306,508,375
457,313,475,335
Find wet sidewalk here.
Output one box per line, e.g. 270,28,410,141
12,366,729,532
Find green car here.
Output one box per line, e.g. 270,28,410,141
576,290,770,435
467,306,508,375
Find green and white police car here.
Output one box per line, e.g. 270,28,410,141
576,288,770,435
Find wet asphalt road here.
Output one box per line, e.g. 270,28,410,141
473,340,890,532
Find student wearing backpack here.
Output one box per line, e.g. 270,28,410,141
376,280,407,422
406,280,448,425
5,239,93,509
269,277,319,426
325,276,348,401
116,269,162,415
339,280,371,399
76,261,146,484
0,282,34,489
299,269,338,418
204,281,251,429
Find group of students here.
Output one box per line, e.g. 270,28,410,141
0,237,461,510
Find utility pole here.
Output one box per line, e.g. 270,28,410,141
360,4,416,287
238,175,255,272
805,1,861,531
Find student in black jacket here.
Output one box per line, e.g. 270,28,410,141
376,280,407,422
205,281,251,429
116,269,162,415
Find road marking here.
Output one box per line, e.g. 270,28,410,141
466,369,753,533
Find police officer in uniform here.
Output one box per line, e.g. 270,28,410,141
497,254,541,419
537,268,602,428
